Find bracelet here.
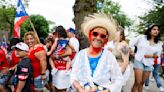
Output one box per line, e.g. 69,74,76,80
9,68,13,72
41,73,46,75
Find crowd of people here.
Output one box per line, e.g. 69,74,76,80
0,13,164,92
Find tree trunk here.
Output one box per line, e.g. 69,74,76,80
73,0,97,49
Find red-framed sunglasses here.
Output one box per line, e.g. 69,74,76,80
91,31,107,39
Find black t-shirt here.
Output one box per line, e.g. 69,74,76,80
14,57,33,92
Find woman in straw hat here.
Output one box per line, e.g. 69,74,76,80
71,13,123,92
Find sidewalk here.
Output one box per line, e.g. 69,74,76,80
123,63,164,92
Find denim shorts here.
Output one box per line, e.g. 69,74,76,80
34,70,49,90
0,74,10,86
133,60,153,71
34,75,49,90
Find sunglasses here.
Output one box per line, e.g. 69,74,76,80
91,31,107,39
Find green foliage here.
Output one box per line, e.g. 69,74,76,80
0,7,15,29
0,0,29,40
0,6,15,39
21,15,49,39
138,5,164,35
96,0,132,28
153,0,164,6
0,0,30,7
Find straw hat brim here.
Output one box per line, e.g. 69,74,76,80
81,13,116,41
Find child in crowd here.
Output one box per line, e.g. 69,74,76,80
12,42,33,92
47,26,72,73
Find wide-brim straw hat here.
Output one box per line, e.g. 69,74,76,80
81,13,117,41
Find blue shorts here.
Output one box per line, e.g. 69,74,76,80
133,60,153,71
0,74,10,86
34,75,49,90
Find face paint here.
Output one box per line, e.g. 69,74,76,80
88,31,108,55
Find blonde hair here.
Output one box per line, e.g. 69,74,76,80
23,31,40,44
81,13,117,41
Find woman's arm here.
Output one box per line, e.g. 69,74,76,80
9,64,17,71
47,38,58,56
35,50,47,79
120,41,130,73
58,46,72,58
49,57,55,69
73,80,85,92
144,54,158,58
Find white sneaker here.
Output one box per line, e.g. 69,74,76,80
150,77,154,82
144,85,149,90
158,87,164,92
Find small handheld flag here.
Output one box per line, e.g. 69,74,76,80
14,0,29,38
1,36,8,54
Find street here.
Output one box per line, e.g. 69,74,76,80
123,63,164,92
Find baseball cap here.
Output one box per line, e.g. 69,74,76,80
67,27,76,34
12,42,29,51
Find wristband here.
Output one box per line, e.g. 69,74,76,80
9,68,12,71
41,73,46,75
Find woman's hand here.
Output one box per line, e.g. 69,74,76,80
77,87,85,92
41,74,46,80
144,54,158,58
1,67,10,74
47,51,51,56
120,45,130,55
153,54,158,58
120,45,130,61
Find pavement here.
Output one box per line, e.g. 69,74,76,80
123,63,164,92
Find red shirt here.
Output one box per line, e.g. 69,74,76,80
10,50,20,67
54,59,66,70
0,49,9,70
28,44,45,78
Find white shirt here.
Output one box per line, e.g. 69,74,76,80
104,40,115,50
69,37,79,52
129,35,162,65
71,48,123,92
104,40,131,85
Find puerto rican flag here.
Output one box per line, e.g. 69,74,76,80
1,36,8,55
14,0,29,38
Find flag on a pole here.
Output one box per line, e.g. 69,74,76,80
14,0,29,38
1,36,8,54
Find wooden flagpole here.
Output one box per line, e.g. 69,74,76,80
27,17,40,43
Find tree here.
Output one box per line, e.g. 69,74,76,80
137,0,164,36
21,15,49,39
0,0,30,40
153,0,164,6
0,0,30,7
73,0,97,49
0,6,15,39
97,0,132,27
73,0,132,49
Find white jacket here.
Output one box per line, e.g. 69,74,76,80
71,48,123,92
